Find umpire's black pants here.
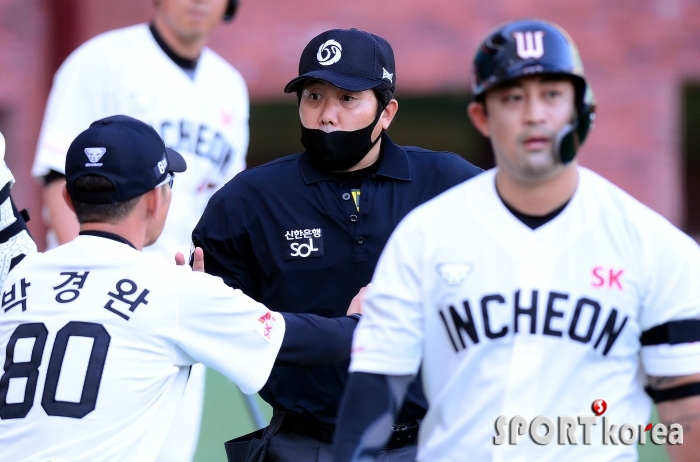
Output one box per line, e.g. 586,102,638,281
264,410,417,462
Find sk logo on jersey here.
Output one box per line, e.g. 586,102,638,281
84,147,105,167
283,228,324,260
257,310,278,342
591,267,624,290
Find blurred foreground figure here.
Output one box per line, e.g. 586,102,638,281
334,18,700,462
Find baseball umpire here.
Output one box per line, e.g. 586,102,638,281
334,18,700,461
0,115,366,461
192,28,482,462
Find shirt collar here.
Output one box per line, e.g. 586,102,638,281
299,133,411,184
79,230,137,249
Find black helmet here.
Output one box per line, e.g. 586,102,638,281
472,19,595,163
223,0,239,22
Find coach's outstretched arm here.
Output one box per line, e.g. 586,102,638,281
333,372,412,462
192,231,372,367
0,131,37,288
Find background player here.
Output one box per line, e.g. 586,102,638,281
0,115,364,461
334,19,700,462
192,28,482,461
0,131,36,290
33,0,247,256
31,1,248,457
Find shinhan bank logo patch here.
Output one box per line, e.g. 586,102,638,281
84,147,106,167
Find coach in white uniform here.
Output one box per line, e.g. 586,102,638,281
32,1,247,457
334,19,700,462
0,115,363,461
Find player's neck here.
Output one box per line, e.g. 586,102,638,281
152,17,206,61
79,219,148,251
496,163,579,216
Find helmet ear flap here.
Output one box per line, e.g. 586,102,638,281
223,0,238,22
556,104,595,164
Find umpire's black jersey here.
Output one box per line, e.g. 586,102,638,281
192,133,482,425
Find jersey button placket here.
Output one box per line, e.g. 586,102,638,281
353,183,372,263
503,234,548,422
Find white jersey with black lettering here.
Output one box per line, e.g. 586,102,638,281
350,167,700,461
32,23,249,257
0,235,284,462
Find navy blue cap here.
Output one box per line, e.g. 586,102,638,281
284,28,396,94
65,115,187,204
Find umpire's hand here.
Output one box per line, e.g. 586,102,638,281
175,247,205,272
347,284,371,316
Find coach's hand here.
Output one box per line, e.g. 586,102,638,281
175,247,205,272
347,284,371,316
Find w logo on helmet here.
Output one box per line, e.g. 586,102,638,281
513,31,545,59
317,40,342,66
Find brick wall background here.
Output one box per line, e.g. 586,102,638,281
2,0,699,248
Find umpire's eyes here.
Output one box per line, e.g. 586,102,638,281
501,92,523,103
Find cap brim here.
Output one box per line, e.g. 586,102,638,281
284,70,385,93
165,148,187,173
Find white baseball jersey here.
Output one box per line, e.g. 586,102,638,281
0,235,284,461
32,23,249,258
350,167,700,462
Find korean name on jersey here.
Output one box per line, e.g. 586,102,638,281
0,236,283,461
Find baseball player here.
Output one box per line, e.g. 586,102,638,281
32,1,247,457
334,19,700,462
191,28,482,461
0,115,364,461
0,131,36,290
34,0,246,257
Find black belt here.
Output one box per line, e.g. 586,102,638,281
277,411,419,449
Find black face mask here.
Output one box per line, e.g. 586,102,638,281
300,113,383,172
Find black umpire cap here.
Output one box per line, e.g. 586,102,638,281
65,115,187,204
284,28,396,94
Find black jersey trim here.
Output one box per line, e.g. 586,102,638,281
79,230,137,249
500,196,570,230
42,170,65,186
149,23,198,70
0,219,29,243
